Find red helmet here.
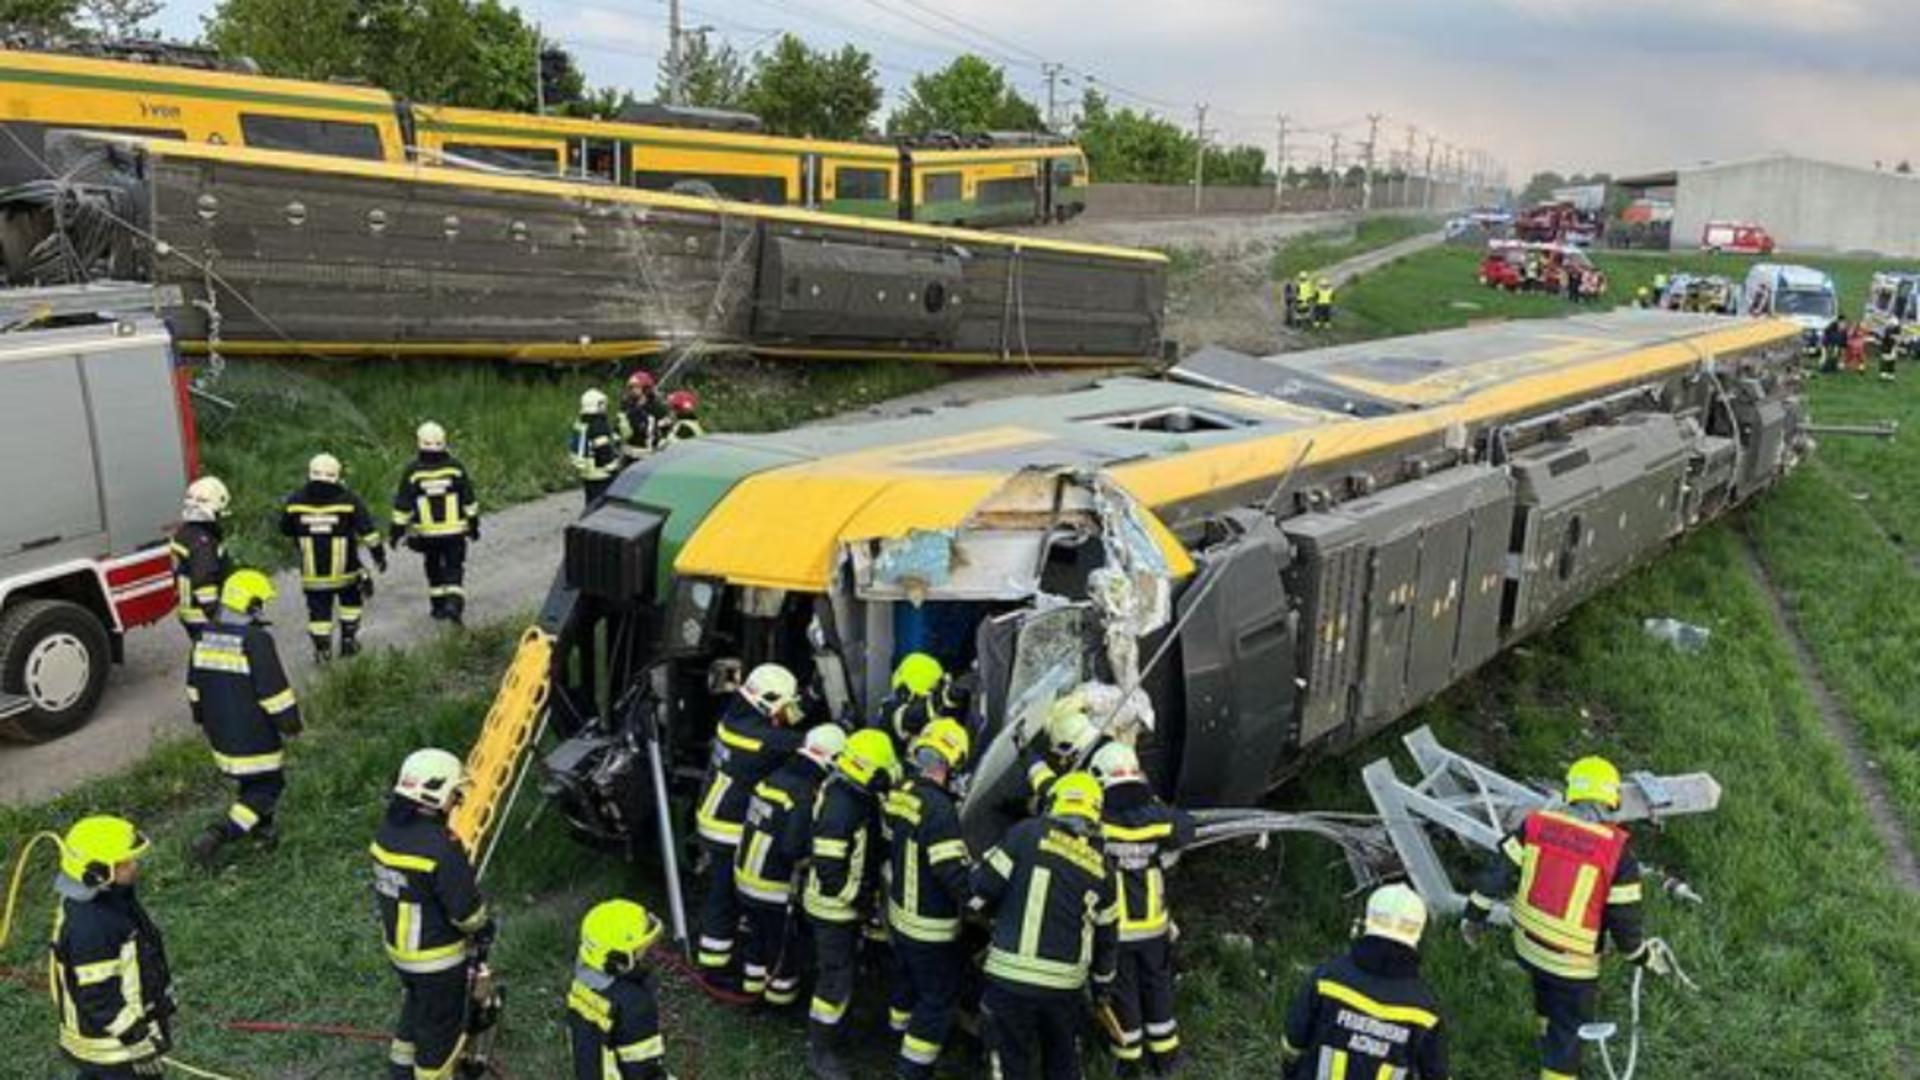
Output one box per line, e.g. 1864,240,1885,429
626,370,657,394
667,389,698,415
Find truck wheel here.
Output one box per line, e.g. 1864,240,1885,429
0,599,113,742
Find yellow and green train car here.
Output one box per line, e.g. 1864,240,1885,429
906,144,1088,226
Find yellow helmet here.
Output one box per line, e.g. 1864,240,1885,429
1566,755,1622,809
1362,883,1428,948
909,717,971,771
838,728,901,788
219,568,277,614
891,653,945,698
578,898,661,974
60,815,149,885
1045,698,1097,761
1048,771,1103,822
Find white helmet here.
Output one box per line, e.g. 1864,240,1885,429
416,421,448,452
308,452,342,484
740,663,800,723
184,475,231,517
580,388,609,415
394,748,468,811
800,724,848,767
1045,698,1098,761
1362,883,1428,948
1089,741,1143,787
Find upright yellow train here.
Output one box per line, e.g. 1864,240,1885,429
0,45,1089,226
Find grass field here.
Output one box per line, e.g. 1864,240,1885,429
1268,214,1443,282
198,357,947,569
4,242,1920,1077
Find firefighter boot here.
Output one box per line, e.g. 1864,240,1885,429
312,635,333,665
446,594,466,627
189,823,229,870
340,624,361,658
251,819,280,851
807,1024,852,1080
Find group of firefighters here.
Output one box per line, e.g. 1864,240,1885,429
570,370,706,507
1282,271,1338,329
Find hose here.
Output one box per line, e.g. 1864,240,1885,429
164,1058,245,1080
0,831,63,952
1591,938,1697,1080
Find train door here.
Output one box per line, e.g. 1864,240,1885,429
570,136,620,183
898,151,915,221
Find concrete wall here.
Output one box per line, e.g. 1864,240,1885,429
1082,179,1466,220
1672,156,1920,257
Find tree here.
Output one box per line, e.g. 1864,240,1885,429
1899,160,1913,175
0,0,81,35
202,0,359,82
657,30,748,110
1518,170,1567,206
887,54,1042,134
1072,89,1195,185
743,35,880,140
1203,144,1265,187
78,0,158,37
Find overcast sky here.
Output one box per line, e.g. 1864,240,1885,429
154,0,1920,181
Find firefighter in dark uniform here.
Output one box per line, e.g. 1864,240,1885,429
1280,883,1451,1080
1020,695,1106,810
695,663,806,986
882,718,973,1079
372,748,495,1080
971,771,1119,1080
803,728,901,1080
1090,742,1195,1076
391,422,480,625
169,476,230,641
185,569,301,869
621,370,669,461
570,389,622,508
1464,756,1655,1080
280,452,386,663
735,724,846,1005
47,815,176,1079
660,390,705,446
870,652,966,750
568,898,669,1079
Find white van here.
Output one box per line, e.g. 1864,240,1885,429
1742,263,1837,350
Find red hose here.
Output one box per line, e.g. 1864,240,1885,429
656,945,761,1007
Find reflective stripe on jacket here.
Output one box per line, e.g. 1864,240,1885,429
370,811,489,974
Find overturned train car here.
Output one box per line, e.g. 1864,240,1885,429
537,311,1806,850
0,133,1163,364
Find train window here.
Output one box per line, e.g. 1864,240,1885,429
922,172,962,203
569,138,620,183
631,170,787,205
834,166,890,201
443,142,560,174
978,177,1036,205
238,114,385,160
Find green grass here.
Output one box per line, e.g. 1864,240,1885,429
199,358,948,569
1268,215,1443,282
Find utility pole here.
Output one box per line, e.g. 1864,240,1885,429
1273,113,1289,212
1326,133,1342,211
1362,112,1383,212
1193,104,1209,214
1422,134,1437,209
533,22,544,115
1400,124,1418,208
1042,62,1066,131
667,0,684,106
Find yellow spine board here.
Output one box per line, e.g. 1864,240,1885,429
450,626,553,855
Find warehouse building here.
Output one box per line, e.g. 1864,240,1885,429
1618,155,1920,257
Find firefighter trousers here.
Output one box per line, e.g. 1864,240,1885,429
303,582,364,649
1108,935,1179,1066
218,769,285,840
889,934,962,1078
740,895,804,1004
1524,959,1597,1079
582,478,612,507
415,538,466,621
389,966,470,1080
696,838,739,976
982,980,1081,1080
808,919,860,1037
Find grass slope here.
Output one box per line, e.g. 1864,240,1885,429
1268,215,1442,282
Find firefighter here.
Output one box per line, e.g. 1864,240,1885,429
735,724,847,1005
1463,756,1655,1080
1281,275,1299,327
971,772,1118,1080
621,370,669,460
568,898,669,1079
185,569,301,869
170,476,231,641
1313,277,1335,328
882,718,973,1079
48,814,176,1079
1090,742,1195,1076
1634,284,1653,309
1280,884,1451,1080
1021,694,1106,809
803,728,900,1080
570,389,622,508
280,452,386,663
391,421,480,625
661,390,705,447
871,652,961,749
372,748,495,1080
1292,271,1314,326
695,663,807,987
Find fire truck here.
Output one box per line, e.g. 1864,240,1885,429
0,284,195,742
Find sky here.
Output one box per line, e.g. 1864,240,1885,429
152,0,1920,182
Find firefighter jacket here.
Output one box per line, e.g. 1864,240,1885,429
49,875,176,1070
695,698,804,847
186,611,300,775
972,814,1119,995
1280,936,1451,1080
391,452,478,541
883,774,971,943
734,754,830,906
662,417,704,446
803,773,885,925
869,686,964,748
169,518,227,630
369,804,492,975
1467,808,1644,981
280,480,383,590
1100,781,1195,943
570,413,622,484
622,397,668,458
567,965,665,1080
